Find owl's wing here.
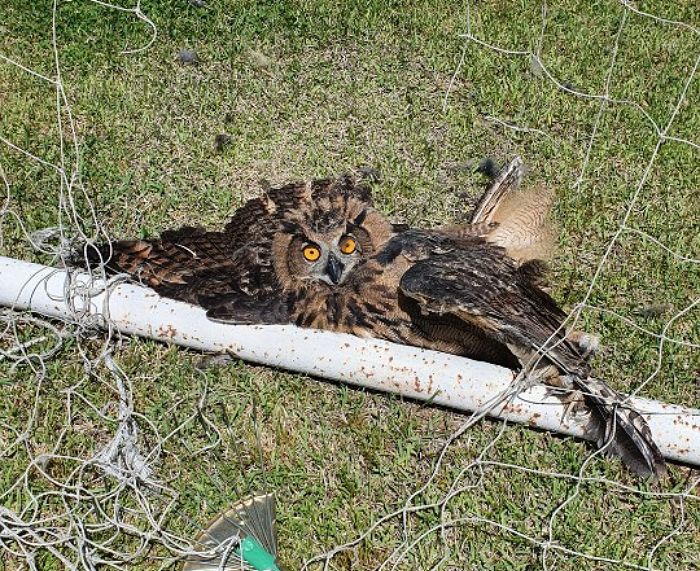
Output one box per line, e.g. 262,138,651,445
79,225,268,307
470,156,526,224
78,225,291,325
191,245,290,325
439,156,555,267
201,292,290,325
399,244,666,478
437,156,524,240
77,226,236,302
399,245,587,376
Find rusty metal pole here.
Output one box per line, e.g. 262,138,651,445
1,255,698,466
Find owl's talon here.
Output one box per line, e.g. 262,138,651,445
568,330,601,360
543,374,588,421
578,333,600,358
561,389,588,421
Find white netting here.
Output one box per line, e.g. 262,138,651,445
1,1,698,570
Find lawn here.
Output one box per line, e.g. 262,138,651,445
0,1,698,569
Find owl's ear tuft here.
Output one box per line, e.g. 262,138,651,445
350,180,373,205
260,191,277,214
299,180,314,201
353,209,368,227
334,172,374,206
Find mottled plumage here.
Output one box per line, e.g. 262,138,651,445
76,166,665,478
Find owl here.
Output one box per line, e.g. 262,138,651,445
77,165,665,478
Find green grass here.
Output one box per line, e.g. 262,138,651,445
1,1,698,569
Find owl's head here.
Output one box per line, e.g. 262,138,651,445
266,176,394,289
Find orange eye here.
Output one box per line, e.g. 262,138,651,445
302,245,321,262
339,236,357,255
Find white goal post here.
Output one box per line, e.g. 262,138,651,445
1,255,697,468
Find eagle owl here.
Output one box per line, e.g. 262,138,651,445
78,167,665,478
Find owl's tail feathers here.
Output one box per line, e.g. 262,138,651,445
570,375,667,479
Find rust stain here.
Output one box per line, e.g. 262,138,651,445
157,324,177,338
502,403,524,415
413,377,422,393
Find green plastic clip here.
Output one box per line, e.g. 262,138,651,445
235,536,280,571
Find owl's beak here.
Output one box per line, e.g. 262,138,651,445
325,253,345,285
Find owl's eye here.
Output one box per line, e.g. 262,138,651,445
339,235,357,255
302,244,321,262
